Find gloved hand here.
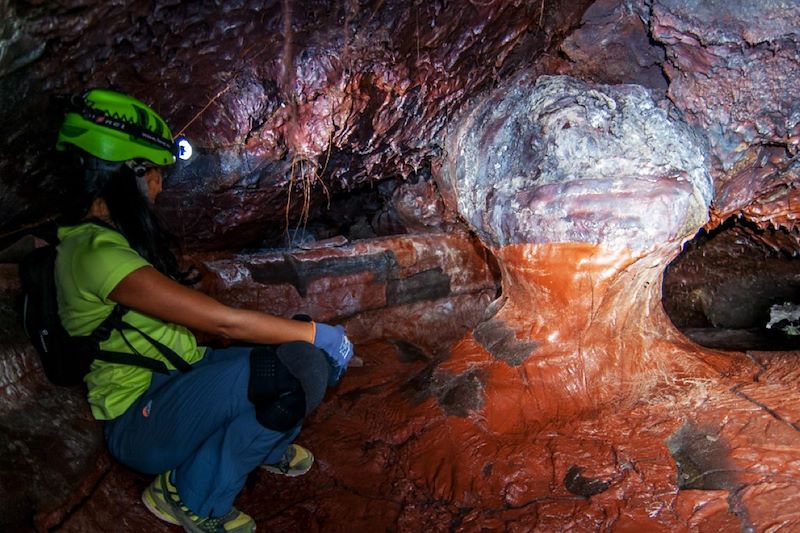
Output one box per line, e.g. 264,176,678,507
313,322,354,385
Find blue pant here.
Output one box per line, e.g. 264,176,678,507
104,345,300,517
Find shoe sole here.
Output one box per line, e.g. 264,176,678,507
261,463,312,477
142,486,180,525
143,475,257,532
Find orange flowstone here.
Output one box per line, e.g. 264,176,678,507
58,343,800,531
445,243,742,422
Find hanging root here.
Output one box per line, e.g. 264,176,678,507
284,135,334,245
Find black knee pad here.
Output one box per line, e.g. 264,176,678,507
275,341,330,416
248,346,306,432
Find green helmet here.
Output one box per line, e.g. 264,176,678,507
56,89,177,166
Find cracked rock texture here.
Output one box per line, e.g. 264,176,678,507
652,0,800,219
560,0,668,93
2,0,800,531
0,266,108,531
52,344,800,531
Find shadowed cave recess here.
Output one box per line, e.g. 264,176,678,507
2,0,800,531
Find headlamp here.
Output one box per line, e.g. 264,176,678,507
175,136,193,161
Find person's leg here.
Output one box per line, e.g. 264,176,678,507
105,345,299,516
176,413,300,516
105,346,256,474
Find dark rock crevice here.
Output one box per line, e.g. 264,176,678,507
663,216,800,350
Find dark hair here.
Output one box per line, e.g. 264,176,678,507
62,152,188,282
101,164,185,280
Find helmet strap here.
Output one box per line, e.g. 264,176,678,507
124,159,151,178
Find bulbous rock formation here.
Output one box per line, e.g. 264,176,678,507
441,75,713,250
436,74,724,418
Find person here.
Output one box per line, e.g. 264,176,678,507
52,88,354,533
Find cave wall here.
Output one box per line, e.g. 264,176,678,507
3,0,800,531
2,1,799,245
4,0,798,246
0,0,592,249
559,0,800,233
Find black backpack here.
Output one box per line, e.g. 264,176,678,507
19,241,192,386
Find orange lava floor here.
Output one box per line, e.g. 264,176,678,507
60,339,800,532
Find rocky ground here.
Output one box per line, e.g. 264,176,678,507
49,343,800,532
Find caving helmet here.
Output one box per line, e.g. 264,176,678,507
56,89,189,166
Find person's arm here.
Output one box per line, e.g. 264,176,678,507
108,265,314,345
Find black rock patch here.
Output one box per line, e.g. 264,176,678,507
473,319,539,366
564,465,612,497
248,251,397,297
434,368,485,417
388,339,432,363
666,421,738,490
387,268,451,306
402,364,485,417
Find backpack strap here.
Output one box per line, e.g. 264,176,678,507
94,348,172,374
118,321,194,373
90,304,193,374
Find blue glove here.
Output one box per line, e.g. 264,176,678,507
313,322,354,384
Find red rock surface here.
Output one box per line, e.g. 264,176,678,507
56,327,800,532
560,0,668,93
0,265,109,531
2,0,800,531
652,0,800,222
188,232,497,329
5,235,800,531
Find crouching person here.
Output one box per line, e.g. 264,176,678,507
52,89,354,532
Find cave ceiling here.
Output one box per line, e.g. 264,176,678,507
1,0,593,248
2,0,797,251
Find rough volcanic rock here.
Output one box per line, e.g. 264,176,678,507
0,0,592,249
0,385,109,532
0,230,497,530
0,265,108,532
0,265,40,402
409,41,800,529
188,231,498,353
433,72,728,423
55,343,800,531
651,0,800,218
372,173,459,235
3,0,800,530
556,0,800,234
560,0,668,93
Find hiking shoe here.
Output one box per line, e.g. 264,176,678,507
142,470,255,532
262,444,314,477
